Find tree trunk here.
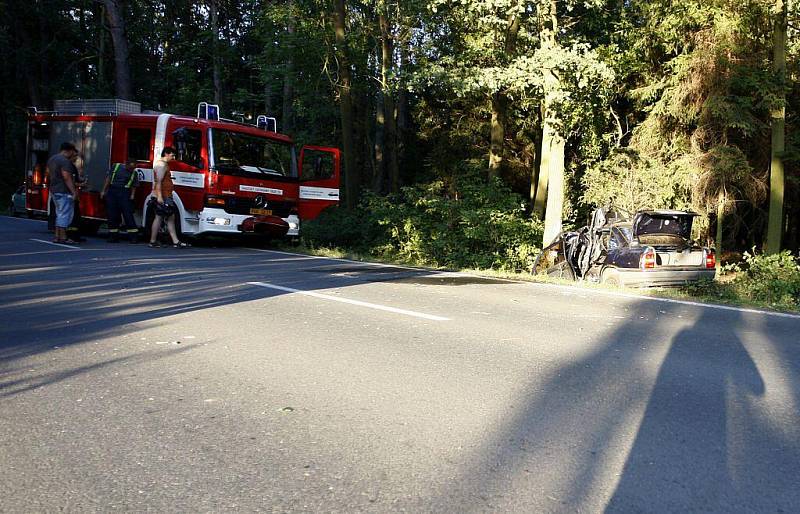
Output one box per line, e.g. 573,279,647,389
209,0,222,105
766,0,787,254
373,85,386,193
716,193,725,275
540,0,566,246
489,93,505,179
97,4,108,95
542,118,565,246
529,122,543,211
79,1,89,87
103,0,133,100
379,10,399,193
396,36,410,184
533,106,549,219
334,0,358,208
488,12,520,180
15,20,42,106
264,80,273,114
282,3,296,133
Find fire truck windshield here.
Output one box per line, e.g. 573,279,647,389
211,129,297,178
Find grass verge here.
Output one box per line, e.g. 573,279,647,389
274,241,800,315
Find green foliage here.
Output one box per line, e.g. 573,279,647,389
683,250,800,311
1,0,798,254
728,251,800,308
579,0,792,248
581,148,696,214
302,166,543,271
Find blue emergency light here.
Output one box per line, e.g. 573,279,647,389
197,102,220,121
256,115,277,132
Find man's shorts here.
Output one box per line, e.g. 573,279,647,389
52,193,74,229
150,196,177,217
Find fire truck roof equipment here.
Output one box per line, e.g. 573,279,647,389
53,99,141,115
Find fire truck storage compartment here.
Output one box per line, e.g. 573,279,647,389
49,121,112,192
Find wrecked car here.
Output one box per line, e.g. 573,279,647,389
533,208,716,287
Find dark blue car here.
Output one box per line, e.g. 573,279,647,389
534,209,716,287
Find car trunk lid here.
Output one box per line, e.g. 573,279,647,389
633,211,696,246
654,248,705,267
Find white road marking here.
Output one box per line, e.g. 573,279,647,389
528,281,800,320
247,248,800,320
246,281,450,321
1,215,46,223
29,239,81,250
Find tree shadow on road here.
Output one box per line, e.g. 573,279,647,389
420,300,800,512
0,242,450,377
604,308,798,512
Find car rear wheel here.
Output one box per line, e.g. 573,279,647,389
601,268,623,288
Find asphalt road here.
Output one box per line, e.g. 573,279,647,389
1,215,799,513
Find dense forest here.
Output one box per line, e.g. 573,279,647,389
1,0,798,260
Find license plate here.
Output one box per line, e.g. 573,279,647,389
250,208,273,216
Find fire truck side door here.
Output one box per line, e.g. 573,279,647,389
298,146,340,221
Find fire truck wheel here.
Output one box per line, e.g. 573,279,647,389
174,215,184,242
81,219,102,236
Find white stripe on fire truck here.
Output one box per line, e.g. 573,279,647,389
136,168,204,188
152,114,171,163
299,186,340,201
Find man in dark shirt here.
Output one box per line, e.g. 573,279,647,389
47,142,79,244
101,159,140,243
66,153,87,242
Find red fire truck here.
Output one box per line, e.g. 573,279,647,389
25,99,340,239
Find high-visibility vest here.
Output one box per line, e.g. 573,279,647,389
110,163,137,188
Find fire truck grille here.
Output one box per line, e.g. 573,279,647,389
224,197,293,217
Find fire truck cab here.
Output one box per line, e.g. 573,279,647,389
25,99,340,239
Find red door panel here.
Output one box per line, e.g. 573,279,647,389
298,146,341,221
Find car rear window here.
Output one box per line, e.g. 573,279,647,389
635,213,692,239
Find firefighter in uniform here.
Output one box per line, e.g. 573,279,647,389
101,159,140,243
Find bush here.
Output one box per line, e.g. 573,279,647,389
729,251,800,309
299,204,380,251
301,167,543,271
681,250,800,311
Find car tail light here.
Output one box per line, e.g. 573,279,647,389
640,247,656,270
32,167,43,186
705,249,716,269
205,195,226,207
